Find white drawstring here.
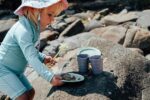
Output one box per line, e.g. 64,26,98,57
37,13,41,51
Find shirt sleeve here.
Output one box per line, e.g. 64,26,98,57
38,52,46,63
14,27,54,82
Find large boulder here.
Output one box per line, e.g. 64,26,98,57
31,35,149,100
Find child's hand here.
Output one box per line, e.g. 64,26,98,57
44,55,56,65
51,75,63,86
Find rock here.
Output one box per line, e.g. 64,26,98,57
42,39,64,56
127,48,144,55
101,12,139,25
123,26,150,54
142,75,150,89
143,57,150,73
142,87,150,100
50,21,68,33
81,37,149,100
42,36,149,100
145,54,150,61
35,39,47,52
65,9,76,15
123,26,140,47
84,20,104,32
137,10,150,29
40,30,59,41
91,26,127,44
28,34,150,100
122,21,136,29
48,77,117,100
98,8,109,16
101,26,127,44
132,28,150,54
64,17,78,24
72,11,96,21
61,32,97,56
0,18,17,42
119,9,128,15
44,32,97,57
93,13,101,20
59,19,84,38
32,77,52,100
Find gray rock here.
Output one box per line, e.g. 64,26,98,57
132,28,150,54
24,33,150,100
44,32,97,57
32,77,52,100
137,10,150,29
123,26,139,47
82,37,149,100
61,32,97,55
40,30,59,41
64,17,78,24
43,39,64,56
123,26,150,54
84,20,104,31
142,87,150,100
59,19,84,38
127,48,144,55
32,36,149,100
73,11,96,21
101,12,139,25
142,75,150,89
98,8,109,16
0,18,17,42
119,9,128,15
91,26,127,44
145,54,150,60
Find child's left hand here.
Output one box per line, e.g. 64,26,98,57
44,55,57,66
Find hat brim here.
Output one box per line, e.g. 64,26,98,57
14,0,68,16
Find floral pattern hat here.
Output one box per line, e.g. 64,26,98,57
14,0,68,16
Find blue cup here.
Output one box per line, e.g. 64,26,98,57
89,55,103,75
77,54,89,74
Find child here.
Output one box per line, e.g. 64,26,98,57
0,0,68,100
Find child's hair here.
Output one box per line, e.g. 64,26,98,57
23,7,39,26
22,1,66,27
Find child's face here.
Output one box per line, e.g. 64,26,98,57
40,2,64,31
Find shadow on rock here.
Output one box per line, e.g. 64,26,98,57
47,71,122,100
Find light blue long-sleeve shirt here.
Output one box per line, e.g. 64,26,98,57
0,16,54,82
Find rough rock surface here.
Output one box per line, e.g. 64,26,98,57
31,36,149,100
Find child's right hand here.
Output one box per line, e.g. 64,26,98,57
51,75,63,86
44,55,57,66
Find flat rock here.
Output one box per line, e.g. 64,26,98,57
101,12,139,25
31,35,149,100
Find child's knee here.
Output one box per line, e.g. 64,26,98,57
31,88,35,97
27,88,35,99
16,93,29,100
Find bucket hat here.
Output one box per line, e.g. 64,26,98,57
14,0,68,16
